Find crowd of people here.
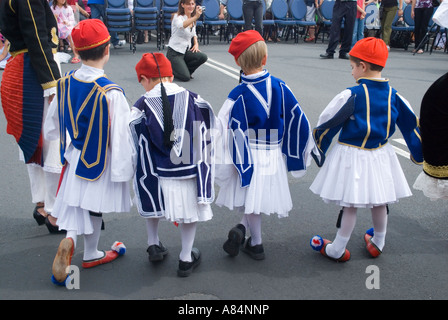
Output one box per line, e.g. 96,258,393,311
0,0,447,287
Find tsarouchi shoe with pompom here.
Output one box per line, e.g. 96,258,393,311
310,235,350,262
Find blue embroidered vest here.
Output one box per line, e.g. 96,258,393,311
57,71,123,181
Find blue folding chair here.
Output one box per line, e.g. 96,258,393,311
315,0,334,43
202,0,228,44
105,0,133,50
271,0,297,42
289,0,316,43
105,0,132,32
134,0,161,50
161,0,179,47
226,0,245,39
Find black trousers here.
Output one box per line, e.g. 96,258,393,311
414,7,434,49
326,0,357,55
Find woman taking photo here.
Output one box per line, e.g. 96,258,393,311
166,0,207,81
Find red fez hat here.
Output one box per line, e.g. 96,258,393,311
135,52,173,81
228,30,264,60
349,37,389,67
72,19,111,51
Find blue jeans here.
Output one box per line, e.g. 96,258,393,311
352,18,365,47
242,0,263,35
89,3,120,46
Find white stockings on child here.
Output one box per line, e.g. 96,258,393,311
64,215,104,261
146,218,160,246
371,205,388,250
179,222,197,262
326,207,357,259
145,218,197,262
326,205,388,259
240,213,262,246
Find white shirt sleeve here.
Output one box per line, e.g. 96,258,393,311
107,89,135,182
316,89,352,127
43,95,60,141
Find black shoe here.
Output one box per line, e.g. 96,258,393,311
45,216,65,234
177,247,201,277
147,242,168,262
223,224,246,257
241,237,265,260
32,205,46,225
339,53,349,59
320,52,334,59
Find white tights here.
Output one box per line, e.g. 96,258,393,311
66,215,104,261
145,218,197,262
326,205,388,259
240,213,262,246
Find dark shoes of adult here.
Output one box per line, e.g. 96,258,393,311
320,52,334,59
339,53,350,59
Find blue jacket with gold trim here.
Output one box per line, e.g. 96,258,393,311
313,78,423,165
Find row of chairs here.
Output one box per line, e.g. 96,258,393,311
104,0,326,51
104,0,446,51
105,0,179,52
215,0,321,44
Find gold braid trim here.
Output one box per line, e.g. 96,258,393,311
423,161,448,178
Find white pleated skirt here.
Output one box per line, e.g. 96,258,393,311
52,145,131,235
310,143,412,208
413,171,448,200
159,177,213,223
215,144,293,217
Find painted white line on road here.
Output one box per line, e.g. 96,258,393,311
204,58,240,80
393,138,407,146
392,144,411,159
204,61,240,80
207,58,241,74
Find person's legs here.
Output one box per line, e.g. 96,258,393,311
325,1,343,54
243,1,256,32
370,205,388,250
179,222,197,262
145,217,168,261
245,213,262,246
253,1,263,35
83,214,104,261
167,47,192,81
339,2,357,55
381,6,397,46
184,50,208,77
325,207,357,259
146,218,160,246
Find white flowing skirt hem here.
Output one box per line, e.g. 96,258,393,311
310,143,412,208
215,145,293,217
52,145,131,234
159,177,213,224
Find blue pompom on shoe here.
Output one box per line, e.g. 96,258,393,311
111,241,126,256
310,235,324,251
366,228,374,237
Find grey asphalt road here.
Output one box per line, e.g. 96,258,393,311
1,33,447,306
